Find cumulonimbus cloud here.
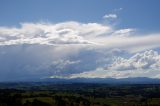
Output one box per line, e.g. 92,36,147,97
0,21,160,80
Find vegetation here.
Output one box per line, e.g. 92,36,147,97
0,83,160,106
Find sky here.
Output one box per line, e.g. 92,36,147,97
0,0,160,81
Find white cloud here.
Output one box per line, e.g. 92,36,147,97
0,22,160,53
103,14,117,19
109,50,160,71
93,34,160,53
0,22,111,46
69,50,160,79
111,28,135,37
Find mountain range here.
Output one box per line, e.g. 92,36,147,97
41,77,160,84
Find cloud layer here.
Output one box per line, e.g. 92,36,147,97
0,22,110,46
1,22,160,53
0,21,160,80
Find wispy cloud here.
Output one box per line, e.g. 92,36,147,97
114,8,123,12
103,14,117,19
70,68,160,79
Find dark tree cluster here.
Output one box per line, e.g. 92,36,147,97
0,84,160,106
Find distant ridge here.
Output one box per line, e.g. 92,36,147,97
42,77,160,84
